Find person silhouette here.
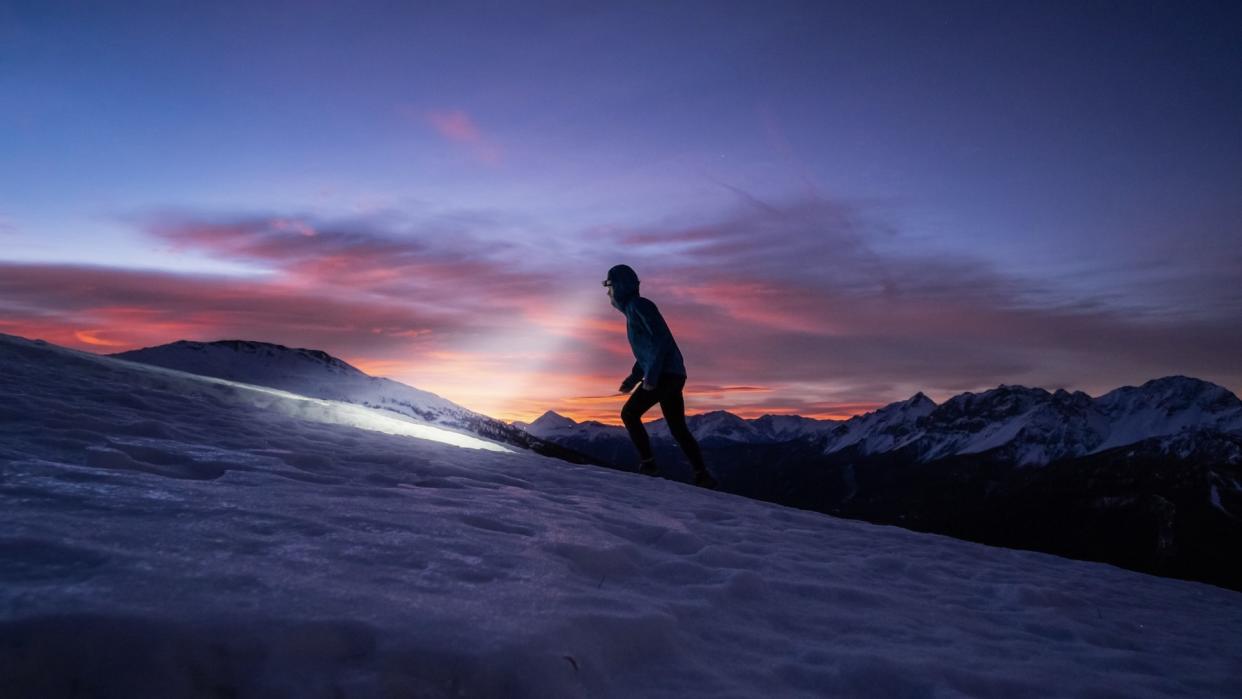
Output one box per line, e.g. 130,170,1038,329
603,264,718,489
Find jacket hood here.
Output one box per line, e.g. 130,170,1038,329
606,264,640,311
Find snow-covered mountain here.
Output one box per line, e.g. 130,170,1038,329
113,339,597,465
528,377,1242,468
525,410,615,441
823,376,1242,466
822,392,936,456
3,331,1240,696
1094,376,1242,451
750,412,844,442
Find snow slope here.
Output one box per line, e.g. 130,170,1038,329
114,339,465,418
111,339,587,461
2,332,1240,697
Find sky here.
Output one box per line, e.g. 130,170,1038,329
1,0,1240,423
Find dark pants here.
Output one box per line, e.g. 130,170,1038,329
621,373,706,471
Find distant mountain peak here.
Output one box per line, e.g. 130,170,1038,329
869,391,937,418
530,411,577,429
905,391,935,407
1140,375,1232,398
695,410,747,423
937,384,1050,415
1099,375,1239,411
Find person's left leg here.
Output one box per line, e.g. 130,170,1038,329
621,385,662,474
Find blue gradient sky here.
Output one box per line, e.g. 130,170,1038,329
2,1,1240,421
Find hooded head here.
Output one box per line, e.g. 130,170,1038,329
604,264,640,311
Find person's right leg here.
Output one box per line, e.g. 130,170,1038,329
658,375,716,487
621,385,662,472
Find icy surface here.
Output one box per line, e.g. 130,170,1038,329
2,333,1241,697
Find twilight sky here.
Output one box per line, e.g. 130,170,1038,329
2,1,1240,423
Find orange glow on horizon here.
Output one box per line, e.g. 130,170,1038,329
348,357,417,376
542,401,882,426
3,319,884,427
74,330,129,347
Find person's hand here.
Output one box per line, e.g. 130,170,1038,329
619,376,640,393
642,377,657,391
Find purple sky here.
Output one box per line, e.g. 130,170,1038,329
1,1,1240,422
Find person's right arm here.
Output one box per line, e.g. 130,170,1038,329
619,362,642,392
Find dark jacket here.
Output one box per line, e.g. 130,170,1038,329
608,266,686,385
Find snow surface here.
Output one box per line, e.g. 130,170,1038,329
2,332,1241,697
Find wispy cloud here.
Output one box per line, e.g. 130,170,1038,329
421,108,503,165
146,212,549,314
607,195,1242,404
0,210,616,420
0,262,456,353
1,195,1238,424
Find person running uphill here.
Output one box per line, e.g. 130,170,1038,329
603,264,718,489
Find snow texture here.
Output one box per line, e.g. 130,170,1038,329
2,333,1241,697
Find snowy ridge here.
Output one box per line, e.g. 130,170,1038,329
1094,376,1242,451
823,392,937,455
524,410,841,445
2,331,1240,696
825,377,1242,465
750,413,842,442
648,411,764,444
112,339,573,458
114,339,464,418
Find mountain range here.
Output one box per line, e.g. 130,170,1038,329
525,377,1242,466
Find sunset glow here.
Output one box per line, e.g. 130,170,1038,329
2,3,1239,424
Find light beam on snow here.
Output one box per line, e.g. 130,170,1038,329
268,388,514,453
104,352,514,453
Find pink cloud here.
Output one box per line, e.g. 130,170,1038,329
146,213,549,316
0,262,456,356
603,196,1242,405
422,108,503,165
6,194,1240,424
